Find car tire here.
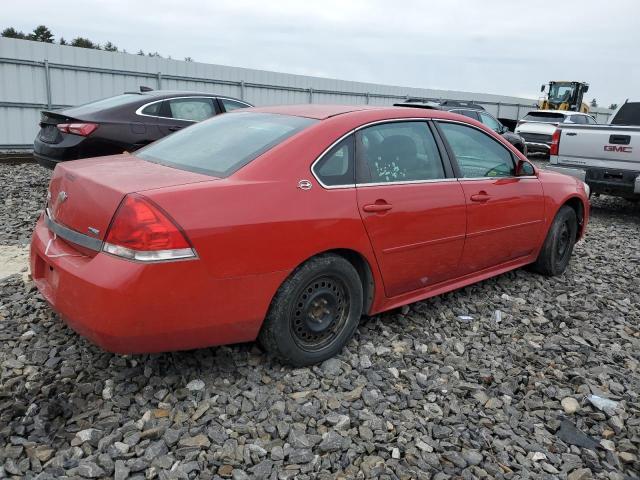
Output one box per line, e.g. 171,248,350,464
530,205,578,276
259,254,363,366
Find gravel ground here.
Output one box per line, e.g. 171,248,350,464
1,162,639,479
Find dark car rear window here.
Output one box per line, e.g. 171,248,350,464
136,112,317,177
522,112,566,123
611,102,640,126
63,94,142,116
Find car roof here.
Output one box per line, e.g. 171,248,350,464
244,104,488,125
124,89,247,102
247,104,388,120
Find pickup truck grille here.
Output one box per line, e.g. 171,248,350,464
520,133,552,144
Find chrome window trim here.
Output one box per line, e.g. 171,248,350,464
436,119,537,181
135,96,234,121
311,118,449,190
218,97,254,110
310,117,538,190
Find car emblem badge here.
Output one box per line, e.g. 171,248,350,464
58,191,68,203
88,227,100,236
298,179,312,190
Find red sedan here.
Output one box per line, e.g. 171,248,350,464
30,105,589,365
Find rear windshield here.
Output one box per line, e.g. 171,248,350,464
522,112,566,123
611,102,640,126
136,112,317,177
63,94,142,116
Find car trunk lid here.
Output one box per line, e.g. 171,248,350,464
47,154,216,243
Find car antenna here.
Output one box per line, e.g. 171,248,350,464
139,86,154,92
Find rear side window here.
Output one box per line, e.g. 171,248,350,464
438,122,515,178
141,101,162,116
611,102,640,125
167,98,216,121
221,99,250,112
522,112,565,123
313,136,355,186
569,115,586,124
356,122,445,183
136,112,316,177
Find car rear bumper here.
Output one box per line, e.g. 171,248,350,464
546,164,640,198
30,215,287,353
523,142,550,154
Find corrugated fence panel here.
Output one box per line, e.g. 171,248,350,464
0,37,612,149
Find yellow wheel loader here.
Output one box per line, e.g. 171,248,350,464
539,81,590,113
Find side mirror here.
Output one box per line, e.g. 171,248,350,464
516,160,535,177
540,84,546,92
584,85,589,93
500,124,510,133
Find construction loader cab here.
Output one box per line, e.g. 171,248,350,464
539,81,590,113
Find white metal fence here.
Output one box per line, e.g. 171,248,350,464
0,37,612,150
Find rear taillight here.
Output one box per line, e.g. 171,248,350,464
103,194,196,262
57,123,99,136
550,129,561,156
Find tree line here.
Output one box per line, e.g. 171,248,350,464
1,25,193,61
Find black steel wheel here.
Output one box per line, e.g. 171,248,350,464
530,205,578,276
259,254,363,366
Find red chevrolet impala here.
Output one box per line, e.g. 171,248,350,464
30,105,589,365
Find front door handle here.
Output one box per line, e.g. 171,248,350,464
362,202,393,213
168,126,183,132
470,192,491,203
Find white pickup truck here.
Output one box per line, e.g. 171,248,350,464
548,100,640,200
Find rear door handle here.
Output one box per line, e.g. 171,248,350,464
470,193,491,203
362,202,393,213
168,126,183,132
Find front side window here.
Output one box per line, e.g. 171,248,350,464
438,122,515,178
356,122,445,183
221,98,250,112
136,112,316,177
569,115,586,124
479,112,503,132
313,136,354,186
586,116,598,125
167,98,216,121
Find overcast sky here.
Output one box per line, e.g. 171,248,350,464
4,0,639,106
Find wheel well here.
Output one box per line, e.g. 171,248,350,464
562,197,585,239
325,249,375,315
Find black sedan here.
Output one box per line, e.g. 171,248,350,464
395,100,527,155
34,89,252,169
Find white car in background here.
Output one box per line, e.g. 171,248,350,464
515,110,597,155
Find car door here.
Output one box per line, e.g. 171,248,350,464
354,121,467,297
157,97,219,135
436,120,545,273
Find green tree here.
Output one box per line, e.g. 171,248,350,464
59,37,67,45
103,41,118,52
1,27,27,39
29,25,54,43
608,103,618,110
71,37,100,49
184,56,193,62
590,98,598,108
137,49,145,56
